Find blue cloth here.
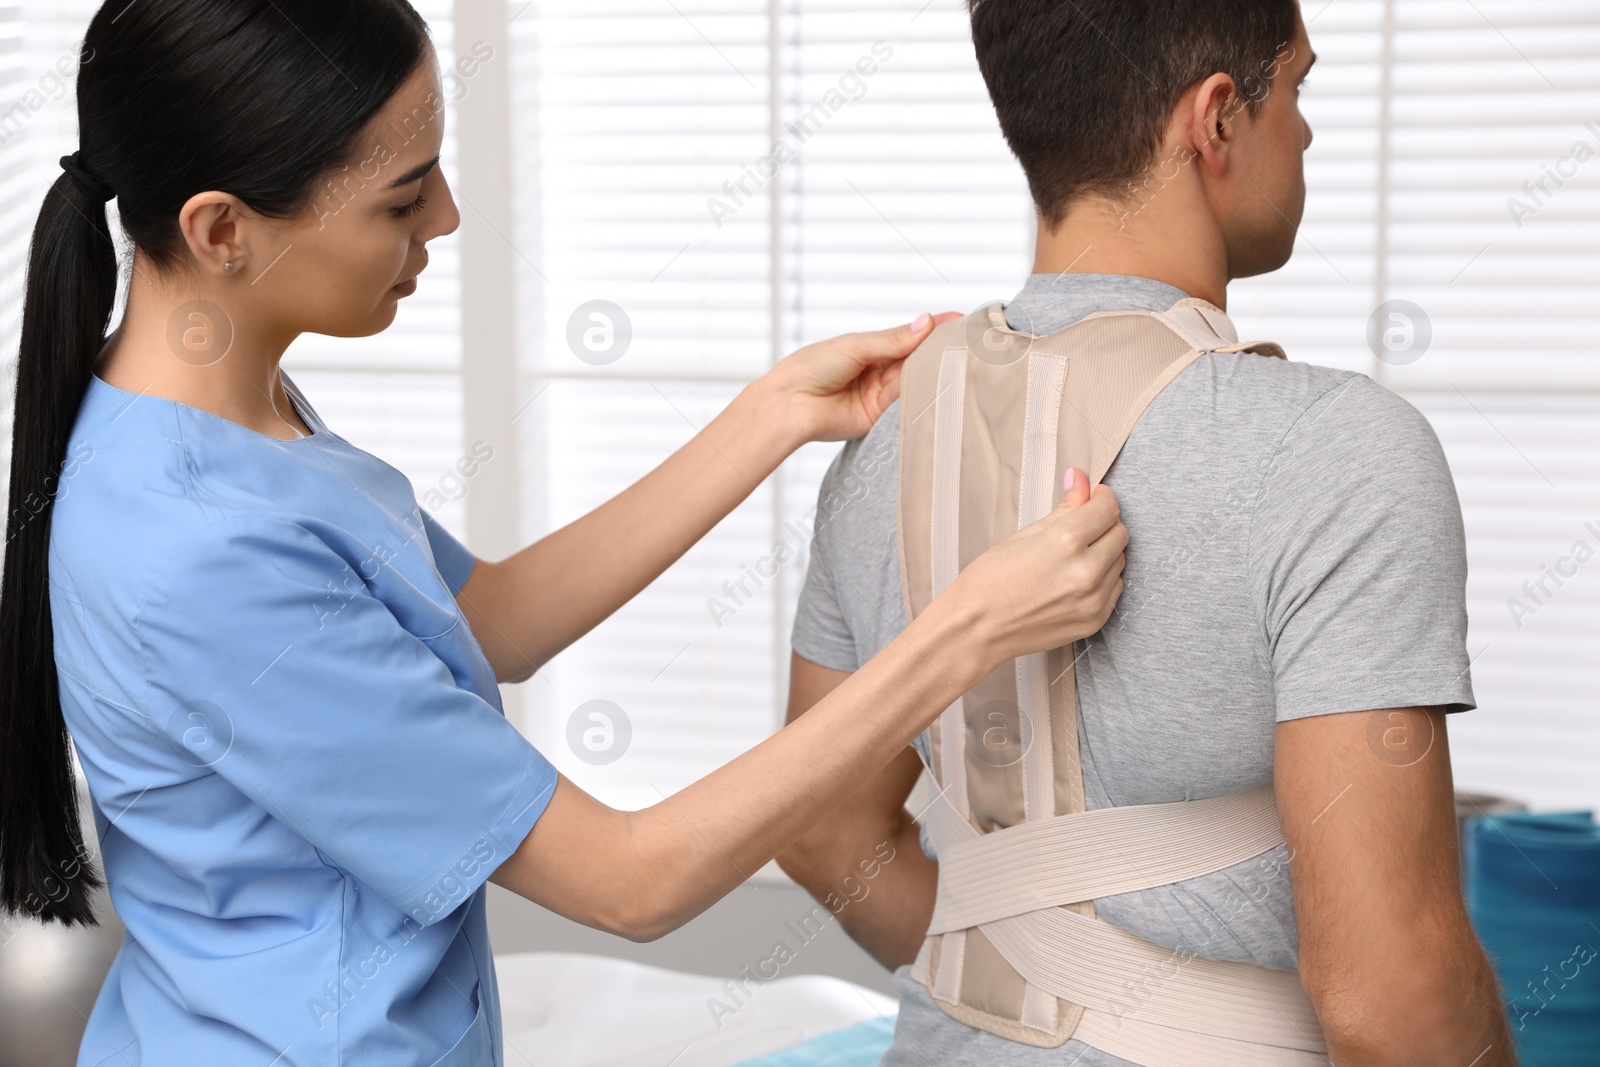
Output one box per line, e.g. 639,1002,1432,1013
732,1017,897,1066
1466,812,1600,1066
50,373,559,1066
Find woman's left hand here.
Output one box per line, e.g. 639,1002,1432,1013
760,311,962,443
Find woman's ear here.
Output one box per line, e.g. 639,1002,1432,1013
177,192,252,278
1186,71,1240,177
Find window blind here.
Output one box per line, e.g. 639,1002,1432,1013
511,0,785,812
1377,0,1600,392
0,0,28,446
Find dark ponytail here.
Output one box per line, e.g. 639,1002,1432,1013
1,0,431,925
0,169,118,925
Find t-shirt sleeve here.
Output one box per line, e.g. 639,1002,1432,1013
1249,375,1476,721
420,508,478,596
790,441,868,673
135,514,558,927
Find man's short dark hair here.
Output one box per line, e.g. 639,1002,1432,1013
969,0,1300,226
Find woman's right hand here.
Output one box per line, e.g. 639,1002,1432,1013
945,468,1128,667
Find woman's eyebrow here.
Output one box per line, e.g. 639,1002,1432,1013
386,156,440,190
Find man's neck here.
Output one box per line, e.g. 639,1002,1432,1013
1029,187,1231,310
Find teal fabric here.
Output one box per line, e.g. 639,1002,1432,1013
1466,811,1600,1066
732,1017,896,1066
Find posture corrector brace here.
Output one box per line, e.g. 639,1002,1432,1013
897,300,1330,1065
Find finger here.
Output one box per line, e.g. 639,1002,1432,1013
874,360,905,409
1009,478,1112,548
1058,467,1090,510
1059,484,1121,541
859,360,903,420
1102,575,1127,620
1081,525,1128,574
1094,561,1127,608
1095,518,1130,557
838,313,940,365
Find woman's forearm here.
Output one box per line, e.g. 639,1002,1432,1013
494,591,988,940
623,596,985,938
487,380,802,678
491,473,1126,938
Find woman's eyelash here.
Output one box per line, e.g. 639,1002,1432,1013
392,194,428,219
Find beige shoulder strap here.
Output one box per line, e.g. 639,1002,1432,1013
895,299,1324,1064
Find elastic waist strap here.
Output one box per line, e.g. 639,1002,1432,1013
926,784,1286,933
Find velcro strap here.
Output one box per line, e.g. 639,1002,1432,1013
1155,305,1230,353
1075,1008,1332,1067
928,785,1285,933
980,906,1326,1053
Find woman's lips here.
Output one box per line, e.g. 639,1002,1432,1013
394,256,427,296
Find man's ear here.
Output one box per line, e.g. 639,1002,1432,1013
1185,71,1240,177
177,192,253,278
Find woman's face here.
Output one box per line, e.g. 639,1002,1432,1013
255,56,461,339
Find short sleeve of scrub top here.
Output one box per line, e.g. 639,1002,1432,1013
51,373,559,1067
137,511,554,926
420,508,480,596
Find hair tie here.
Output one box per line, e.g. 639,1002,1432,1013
59,152,115,204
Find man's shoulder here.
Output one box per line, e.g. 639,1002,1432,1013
822,400,902,496
1176,350,1362,421
855,398,904,466
1161,353,1440,459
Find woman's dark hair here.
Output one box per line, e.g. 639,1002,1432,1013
1,0,431,925
969,0,1300,226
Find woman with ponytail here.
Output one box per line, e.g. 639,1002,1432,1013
2,1,1126,1063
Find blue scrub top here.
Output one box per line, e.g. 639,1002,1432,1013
48,372,559,1066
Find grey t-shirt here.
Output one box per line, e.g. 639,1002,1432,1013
788,273,1475,1066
